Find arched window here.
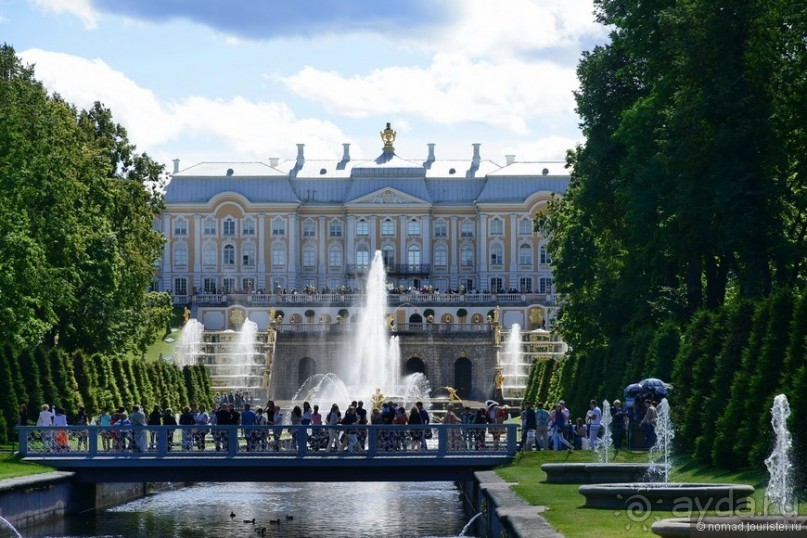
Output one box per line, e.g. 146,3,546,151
407,219,421,236
303,221,316,237
490,244,503,265
173,217,187,236
405,357,426,375
519,243,532,265
434,220,448,237
223,244,235,265
540,244,552,264
434,244,448,268
356,245,370,267
173,243,188,266
298,357,316,387
242,243,256,267
222,217,236,236
460,220,474,237
407,244,421,268
356,219,369,236
382,244,395,266
382,218,395,236
329,244,343,268
272,218,286,236
454,357,472,398
302,245,316,269
242,217,256,236
490,218,503,235
460,245,474,268
272,243,286,266
519,218,533,235
203,217,216,235
203,243,217,266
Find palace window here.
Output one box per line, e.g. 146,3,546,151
356,245,370,268
303,221,316,237
540,244,552,264
434,244,448,268
174,278,187,295
356,220,369,236
329,245,343,268
223,244,235,266
329,221,343,238
519,277,533,293
460,220,473,237
519,243,532,265
203,278,216,294
203,217,216,236
490,244,503,265
272,218,286,236
272,243,286,266
222,218,236,236
173,243,188,267
203,243,217,266
434,220,447,237
490,218,503,235
490,278,504,293
382,244,395,266
242,217,255,236
302,245,316,269
407,219,421,236
242,243,256,267
539,277,553,294
519,218,533,235
382,219,395,236
242,278,255,293
222,278,235,293
407,245,421,268
460,245,474,268
173,217,187,236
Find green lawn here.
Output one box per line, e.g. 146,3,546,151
496,450,804,538
0,450,54,480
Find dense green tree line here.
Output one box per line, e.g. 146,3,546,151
528,0,806,484
0,45,201,442
0,345,212,443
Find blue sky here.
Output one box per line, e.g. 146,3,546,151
2,0,607,171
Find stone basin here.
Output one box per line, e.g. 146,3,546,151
541,463,665,484
651,516,807,537
578,482,755,511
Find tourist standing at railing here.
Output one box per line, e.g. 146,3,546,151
393,405,408,451
443,404,463,451
302,402,313,426
129,405,148,452
326,404,342,451
416,401,430,449
460,406,475,449
97,407,111,451
195,405,210,451
254,407,268,450
289,405,302,450
472,408,490,451
355,401,368,449
162,408,177,451
148,405,162,450
271,406,283,450
179,406,195,451
36,404,54,451
407,406,422,451
53,408,69,451
75,407,89,451
342,406,361,452
241,403,257,451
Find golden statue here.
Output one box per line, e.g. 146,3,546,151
495,368,504,390
183,307,191,323
380,122,396,151
442,386,462,403
270,307,276,322
371,388,385,410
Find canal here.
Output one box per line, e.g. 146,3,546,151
21,481,475,537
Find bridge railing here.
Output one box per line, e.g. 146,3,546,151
17,424,518,459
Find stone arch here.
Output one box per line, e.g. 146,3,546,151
405,357,426,375
409,313,423,323
454,357,473,398
298,356,316,387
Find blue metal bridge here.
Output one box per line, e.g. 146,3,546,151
17,424,518,483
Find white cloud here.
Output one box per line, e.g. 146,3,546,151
280,52,578,135
29,0,100,29
17,49,355,166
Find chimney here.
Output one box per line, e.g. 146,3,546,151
172,158,180,174
424,143,436,169
296,144,305,167
269,157,279,167
342,143,351,162
505,155,516,165
472,143,481,167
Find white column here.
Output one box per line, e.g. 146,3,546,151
162,214,171,291
288,212,298,288
509,213,518,289
478,215,488,291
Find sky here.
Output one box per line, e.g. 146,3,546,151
1,0,608,171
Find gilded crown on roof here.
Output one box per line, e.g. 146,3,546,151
380,122,396,152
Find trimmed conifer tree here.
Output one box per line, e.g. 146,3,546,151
0,349,20,442
671,310,712,450
34,346,59,409
18,347,44,421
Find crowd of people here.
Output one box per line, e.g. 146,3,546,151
518,398,659,452
28,398,523,454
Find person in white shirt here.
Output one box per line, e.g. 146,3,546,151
588,400,602,450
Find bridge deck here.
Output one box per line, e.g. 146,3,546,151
17,424,518,482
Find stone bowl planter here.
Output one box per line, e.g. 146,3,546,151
578,482,755,511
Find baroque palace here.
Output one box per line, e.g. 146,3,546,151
157,124,569,401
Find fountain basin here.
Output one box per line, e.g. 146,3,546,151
579,483,755,511
651,516,807,537
542,463,665,484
